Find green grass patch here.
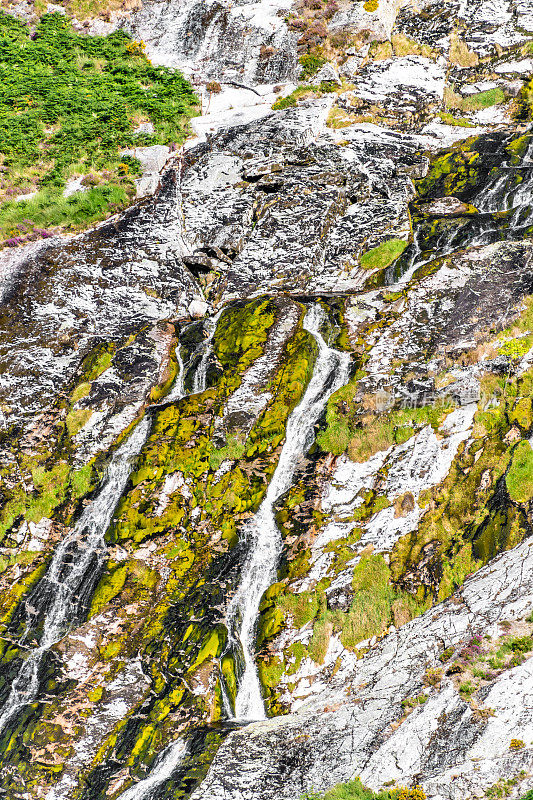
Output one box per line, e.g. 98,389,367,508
506,440,533,503
301,777,426,800
0,183,130,242
449,87,506,114
360,238,408,270
272,85,321,110
438,111,475,128
208,436,246,471
318,387,453,461
0,11,197,243
66,408,93,437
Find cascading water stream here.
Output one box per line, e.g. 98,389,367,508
224,304,352,722
192,308,223,394
0,309,219,736
116,739,189,800
388,133,533,286
163,339,187,405
162,308,222,405
0,415,151,734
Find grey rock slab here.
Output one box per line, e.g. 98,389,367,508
179,107,426,301
192,539,533,799
0,172,199,444
346,56,446,107
123,0,298,85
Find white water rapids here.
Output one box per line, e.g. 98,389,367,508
225,304,352,721
0,416,151,734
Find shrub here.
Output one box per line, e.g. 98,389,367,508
300,779,426,800
272,85,320,110
439,646,455,663
299,53,327,79
509,738,525,750
206,80,222,93
323,2,339,19
509,635,533,653
459,680,476,697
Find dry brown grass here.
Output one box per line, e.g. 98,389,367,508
392,33,436,59
449,32,479,68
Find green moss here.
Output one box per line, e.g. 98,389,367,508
88,562,129,618
360,238,408,270
190,628,225,671
214,298,276,380
66,408,93,437
416,138,481,198
84,348,114,381
220,654,237,708
506,134,530,162
518,78,533,120
88,686,104,702
506,441,533,503
71,382,91,403
510,397,533,430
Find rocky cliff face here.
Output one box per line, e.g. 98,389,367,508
0,0,532,799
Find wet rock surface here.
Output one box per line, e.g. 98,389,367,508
193,538,533,799
0,0,532,797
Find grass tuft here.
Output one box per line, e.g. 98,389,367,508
360,239,408,271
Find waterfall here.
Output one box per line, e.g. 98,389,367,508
0,416,151,734
0,305,224,737
224,304,352,722
192,308,223,394
389,133,533,286
163,308,222,405
116,739,189,800
162,341,187,405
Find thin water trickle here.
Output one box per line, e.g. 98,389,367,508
224,304,352,722
163,341,187,404
192,308,223,394
116,739,189,800
162,308,222,405
0,415,152,734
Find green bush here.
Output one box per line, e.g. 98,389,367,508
299,53,327,80
0,11,197,240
